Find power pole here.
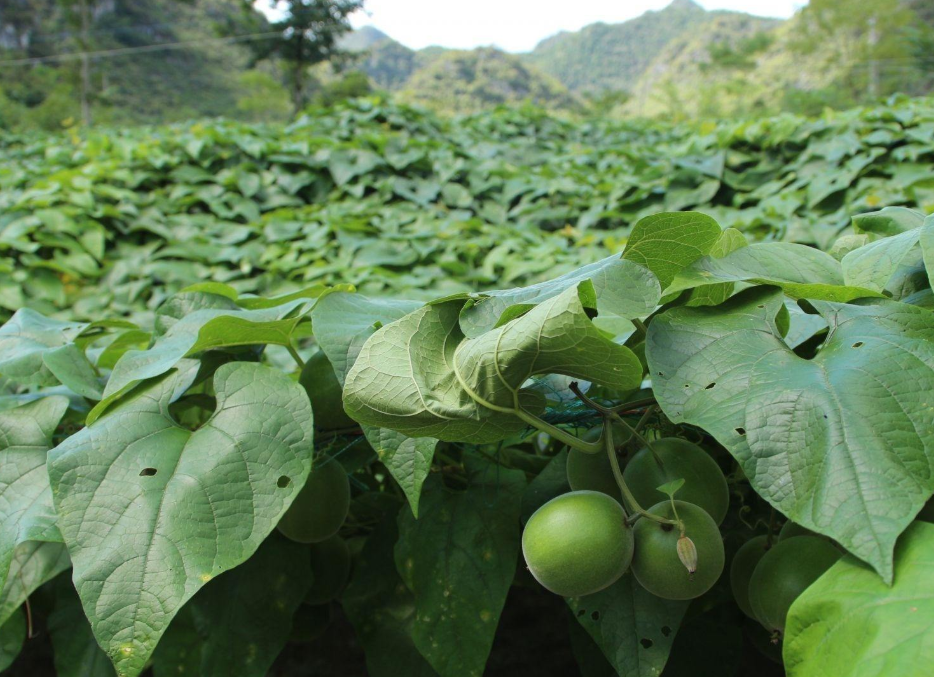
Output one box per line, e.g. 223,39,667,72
79,0,92,126
867,15,879,101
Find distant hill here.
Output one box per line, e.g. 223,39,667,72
522,0,713,94
399,48,577,113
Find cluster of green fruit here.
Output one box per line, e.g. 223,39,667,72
276,351,357,641
523,417,846,641
730,524,842,641
522,424,729,601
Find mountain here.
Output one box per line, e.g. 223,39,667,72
523,0,712,94
399,48,577,114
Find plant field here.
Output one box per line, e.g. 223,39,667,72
1,97,934,677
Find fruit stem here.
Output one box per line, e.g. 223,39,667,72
766,507,777,547
606,412,662,465
287,342,306,370
608,396,657,414
603,417,679,527
514,408,603,455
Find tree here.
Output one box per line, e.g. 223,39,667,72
253,0,364,115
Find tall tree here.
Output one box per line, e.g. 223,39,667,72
253,0,364,115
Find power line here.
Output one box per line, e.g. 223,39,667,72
0,31,282,68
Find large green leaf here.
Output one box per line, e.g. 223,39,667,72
0,309,88,385
343,507,438,677
568,575,688,677
785,522,934,677
152,534,311,677
842,228,923,293
669,243,882,302
47,363,315,677
0,607,25,672
90,299,312,424
921,218,934,290
0,541,71,627
344,284,641,443
395,461,525,677
621,212,722,289
647,288,934,581
313,292,436,516
458,255,661,338
43,343,104,400
49,579,116,677
0,396,69,593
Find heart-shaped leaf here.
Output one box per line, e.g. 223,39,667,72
395,461,525,677
152,534,311,677
647,288,934,581
458,255,661,338
622,212,722,289
47,362,315,677
0,309,88,386
785,522,934,677
568,574,688,677
344,284,642,443
0,396,69,593
313,292,436,516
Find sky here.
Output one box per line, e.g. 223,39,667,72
257,1,806,53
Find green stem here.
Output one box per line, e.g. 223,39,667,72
604,418,678,527
609,396,658,414
608,412,661,463
633,318,648,336
287,342,306,370
514,408,602,455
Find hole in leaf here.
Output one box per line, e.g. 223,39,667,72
139,468,157,477
705,382,716,390
735,427,746,436
684,384,690,389
757,304,765,309
277,475,291,488
852,341,864,348
661,626,672,637
657,372,664,377
577,609,586,617
591,611,600,621
640,638,654,649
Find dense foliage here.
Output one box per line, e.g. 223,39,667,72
3,95,934,324
1,97,934,677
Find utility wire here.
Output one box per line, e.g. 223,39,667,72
0,31,282,68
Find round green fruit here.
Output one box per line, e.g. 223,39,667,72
566,448,622,502
522,491,634,597
305,535,352,605
289,604,331,643
278,459,350,544
631,500,724,601
778,520,816,541
299,351,356,432
748,536,842,635
623,438,729,524
729,535,770,618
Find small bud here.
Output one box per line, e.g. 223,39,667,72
677,536,698,578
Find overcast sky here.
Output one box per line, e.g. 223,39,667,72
257,1,805,53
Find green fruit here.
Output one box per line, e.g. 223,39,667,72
522,491,634,597
623,438,729,524
299,351,356,432
778,520,816,541
748,536,842,635
729,535,770,618
631,500,724,600
305,535,351,605
278,459,350,544
289,604,331,643
566,448,622,502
